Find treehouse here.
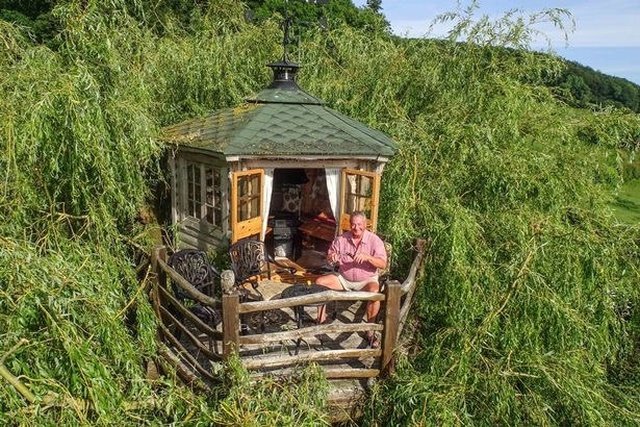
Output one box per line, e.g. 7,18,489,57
151,61,424,422
162,60,396,265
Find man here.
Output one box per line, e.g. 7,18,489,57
315,211,387,347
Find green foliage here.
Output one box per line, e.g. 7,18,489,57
613,179,640,224
552,60,640,113
0,0,58,44
0,1,270,424
300,6,640,424
0,236,157,424
212,355,330,426
1,0,640,425
245,0,389,35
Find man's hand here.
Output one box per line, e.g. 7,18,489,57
353,253,370,264
354,252,387,269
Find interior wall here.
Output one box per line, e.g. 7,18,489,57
269,168,333,220
300,169,333,220
266,168,335,259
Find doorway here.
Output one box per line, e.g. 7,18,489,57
267,168,337,268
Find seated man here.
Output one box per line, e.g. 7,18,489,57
315,211,387,347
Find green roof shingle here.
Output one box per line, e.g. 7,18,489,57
162,76,396,158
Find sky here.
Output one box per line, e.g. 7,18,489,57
353,0,640,85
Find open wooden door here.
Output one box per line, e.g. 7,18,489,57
339,169,380,232
231,169,264,243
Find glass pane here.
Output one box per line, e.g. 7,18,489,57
206,167,214,204
204,167,214,224
237,173,261,222
239,177,248,196
344,172,373,218
250,196,259,217
187,164,194,196
214,207,222,227
250,175,260,191
213,169,222,225
194,166,201,189
187,164,194,215
347,174,356,194
213,169,222,199
359,175,372,197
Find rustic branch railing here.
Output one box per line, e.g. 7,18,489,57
150,247,224,384
219,288,393,379
397,238,429,338
150,239,427,385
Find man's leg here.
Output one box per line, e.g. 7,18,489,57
360,281,381,348
315,274,343,323
360,281,381,322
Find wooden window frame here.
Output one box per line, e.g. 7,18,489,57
339,168,380,232
230,169,264,243
175,155,227,238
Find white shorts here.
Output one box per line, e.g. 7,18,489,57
337,274,379,291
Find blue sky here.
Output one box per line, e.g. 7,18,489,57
353,1,640,85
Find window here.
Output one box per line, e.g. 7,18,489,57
344,173,374,217
185,161,223,228
340,169,380,231
231,169,263,243
237,172,261,221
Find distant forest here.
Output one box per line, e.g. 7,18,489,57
3,0,638,114
552,61,640,113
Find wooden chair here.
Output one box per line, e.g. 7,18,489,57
228,239,299,333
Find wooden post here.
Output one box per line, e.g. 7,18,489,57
381,281,401,375
150,246,167,317
151,246,167,289
222,293,240,359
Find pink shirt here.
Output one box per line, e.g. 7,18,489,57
328,230,387,282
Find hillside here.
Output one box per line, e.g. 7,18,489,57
2,1,639,113
551,60,640,112
1,1,640,425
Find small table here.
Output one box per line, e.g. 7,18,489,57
280,283,329,353
280,283,328,328
298,219,336,242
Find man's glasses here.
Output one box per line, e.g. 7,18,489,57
338,251,356,260
329,251,356,265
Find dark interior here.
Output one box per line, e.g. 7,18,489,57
266,168,337,268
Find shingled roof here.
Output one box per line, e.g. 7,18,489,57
162,61,396,158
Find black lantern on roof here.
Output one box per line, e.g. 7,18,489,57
267,60,300,90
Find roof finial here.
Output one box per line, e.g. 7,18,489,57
282,14,292,62
280,0,329,63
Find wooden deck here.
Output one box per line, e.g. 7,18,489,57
149,240,427,422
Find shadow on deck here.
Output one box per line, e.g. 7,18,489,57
148,240,428,422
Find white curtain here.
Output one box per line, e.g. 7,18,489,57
261,168,274,241
325,168,340,221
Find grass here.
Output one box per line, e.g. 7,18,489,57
613,179,640,224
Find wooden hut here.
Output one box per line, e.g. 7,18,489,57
162,60,396,265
